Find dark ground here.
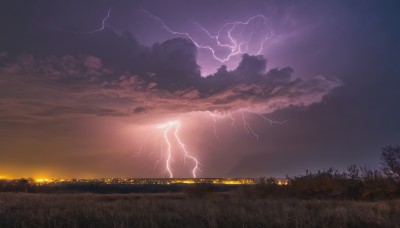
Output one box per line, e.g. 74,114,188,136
0,192,399,228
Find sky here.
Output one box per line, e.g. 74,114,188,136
0,0,399,178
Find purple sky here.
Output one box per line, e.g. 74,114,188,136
0,0,399,178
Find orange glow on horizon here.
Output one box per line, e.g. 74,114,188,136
34,178,53,183
277,180,289,185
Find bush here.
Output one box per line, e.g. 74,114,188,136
183,184,213,198
381,145,400,184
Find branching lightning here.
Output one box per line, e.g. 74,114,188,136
241,111,259,141
142,9,274,63
157,121,200,178
253,112,288,126
207,110,286,142
136,112,285,177
207,111,225,141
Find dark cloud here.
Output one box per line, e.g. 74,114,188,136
0,28,341,122
0,5,341,122
0,52,7,59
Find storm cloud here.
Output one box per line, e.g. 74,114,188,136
0,27,341,122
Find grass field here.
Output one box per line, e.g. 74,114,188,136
0,193,399,227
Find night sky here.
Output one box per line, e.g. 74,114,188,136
0,0,399,178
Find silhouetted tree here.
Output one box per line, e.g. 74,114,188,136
381,146,400,184
18,179,29,192
347,165,361,180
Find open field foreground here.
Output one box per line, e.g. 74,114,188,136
0,193,399,228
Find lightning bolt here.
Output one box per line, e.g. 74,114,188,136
142,10,273,63
157,121,199,178
228,112,237,130
161,122,174,178
207,111,223,141
84,8,111,33
253,113,288,125
135,137,148,155
207,111,238,141
207,110,286,142
138,112,284,177
194,15,274,57
174,121,200,178
241,111,259,141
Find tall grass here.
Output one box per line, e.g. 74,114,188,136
0,193,399,227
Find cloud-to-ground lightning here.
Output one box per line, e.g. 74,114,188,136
135,112,285,177
173,121,200,178
84,8,111,33
141,111,281,177
160,122,174,178
142,10,274,63
157,121,200,178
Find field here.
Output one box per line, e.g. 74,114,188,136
1,193,399,228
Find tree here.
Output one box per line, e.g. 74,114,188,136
381,146,400,184
17,179,29,192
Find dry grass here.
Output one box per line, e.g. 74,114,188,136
0,193,399,227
